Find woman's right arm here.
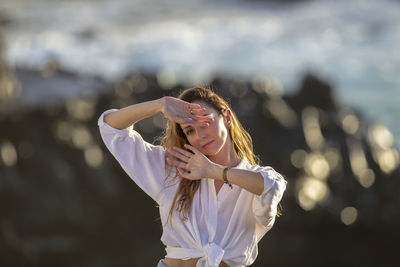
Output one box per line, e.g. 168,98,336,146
104,96,211,129
104,98,165,130
98,96,211,203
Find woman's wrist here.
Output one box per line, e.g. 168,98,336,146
156,96,166,114
208,164,224,181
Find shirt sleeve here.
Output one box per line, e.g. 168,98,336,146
251,165,287,228
98,109,166,203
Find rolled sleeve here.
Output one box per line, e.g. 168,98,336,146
98,109,166,203
252,166,287,228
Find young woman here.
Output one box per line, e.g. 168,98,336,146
98,87,287,267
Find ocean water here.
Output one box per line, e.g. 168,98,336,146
1,0,399,143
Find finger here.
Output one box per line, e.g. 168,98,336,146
188,103,202,110
166,156,189,169
189,107,207,115
182,117,209,126
177,167,191,178
168,148,191,162
184,144,200,154
176,116,193,124
172,146,194,158
192,115,213,122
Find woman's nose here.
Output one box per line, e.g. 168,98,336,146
197,129,207,139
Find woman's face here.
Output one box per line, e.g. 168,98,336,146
180,101,231,157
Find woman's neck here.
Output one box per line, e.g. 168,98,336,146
209,141,241,168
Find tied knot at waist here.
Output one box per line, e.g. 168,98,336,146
166,242,225,267
201,243,224,267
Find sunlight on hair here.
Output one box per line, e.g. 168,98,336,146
0,140,18,167
264,98,297,128
290,149,307,168
304,153,330,180
302,107,324,150
72,126,92,149
296,176,329,211
338,108,359,135
340,206,358,226
84,145,103,168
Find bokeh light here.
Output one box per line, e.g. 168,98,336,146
347,138,375,188
157,69,177,90
71,126,92,149
368,124,399,174
296,176,330,211
66,97,96,121
264,98,297,128
302,106,324,150
304,153,330,180
84,144,103,168
338,108,359,135
55,121,73,142
251,75,283,97
0,140,18,167
290,149,307,168
340,206,358,226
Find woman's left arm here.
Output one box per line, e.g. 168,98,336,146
166,144,285,196
209,167,266,195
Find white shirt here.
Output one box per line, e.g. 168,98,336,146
98,110,287,267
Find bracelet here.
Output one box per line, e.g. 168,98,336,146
223,167,233,189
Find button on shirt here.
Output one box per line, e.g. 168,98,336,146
98,110,287,267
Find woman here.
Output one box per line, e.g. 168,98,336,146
98,87,287,267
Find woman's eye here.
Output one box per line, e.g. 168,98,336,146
186,129,194,135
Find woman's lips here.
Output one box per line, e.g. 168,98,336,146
202,140,214,148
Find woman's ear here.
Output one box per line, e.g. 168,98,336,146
225,109,232,128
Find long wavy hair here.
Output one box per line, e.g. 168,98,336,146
160,87,261,222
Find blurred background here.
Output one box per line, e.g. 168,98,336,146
0,0,399,266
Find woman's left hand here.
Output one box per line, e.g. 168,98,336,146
166,144,215,180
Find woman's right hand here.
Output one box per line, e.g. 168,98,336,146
160,96,213,126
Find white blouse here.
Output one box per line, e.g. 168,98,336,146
98,110,287,267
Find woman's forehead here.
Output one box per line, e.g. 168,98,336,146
192,100,220,113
